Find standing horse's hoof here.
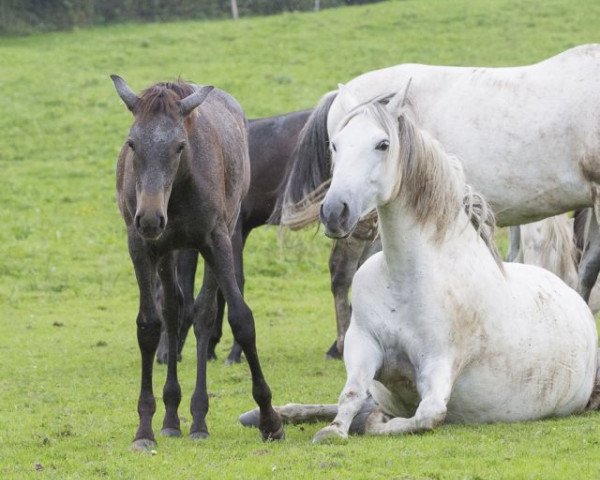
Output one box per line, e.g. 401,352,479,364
131,438,157,452
312,426,348,444
224,356,243,366
160,428,182,437
261,425,285,442
190,430,210,441
325,340,343,360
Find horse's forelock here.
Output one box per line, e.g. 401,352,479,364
137,82,196,121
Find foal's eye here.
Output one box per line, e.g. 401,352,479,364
375,140,389,151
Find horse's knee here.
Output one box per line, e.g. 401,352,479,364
136,312,162,353
416,401,447,431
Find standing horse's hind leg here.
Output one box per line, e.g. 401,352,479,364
157,253,183,437
327,237,368,359
204,227,283,441
189,263,220,439
577,211,600,302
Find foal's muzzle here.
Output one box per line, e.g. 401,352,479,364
135,210,166,240
320,199,356,239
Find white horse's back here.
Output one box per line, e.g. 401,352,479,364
327,45,600,226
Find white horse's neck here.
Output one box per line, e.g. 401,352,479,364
377,196,469,281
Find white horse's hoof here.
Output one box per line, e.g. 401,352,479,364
312,426,348,444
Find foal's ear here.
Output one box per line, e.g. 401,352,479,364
110,74,139,113
337,83,361,112
179,86,215,117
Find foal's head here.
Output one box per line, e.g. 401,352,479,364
111,75,214,240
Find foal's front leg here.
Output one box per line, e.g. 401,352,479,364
129,237,162,451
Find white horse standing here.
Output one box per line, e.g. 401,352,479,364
278,45,600,304
243,90,600,440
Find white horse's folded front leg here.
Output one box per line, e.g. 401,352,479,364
313,328,382,443
367,362,452,435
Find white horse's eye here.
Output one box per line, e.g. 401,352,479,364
331,142,337,152
375,140,389,151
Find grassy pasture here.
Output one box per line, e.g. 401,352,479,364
1,0,599,478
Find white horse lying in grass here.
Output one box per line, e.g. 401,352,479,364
508,212,600,313
241,89,600,440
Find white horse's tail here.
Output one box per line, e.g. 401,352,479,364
587,352,600,411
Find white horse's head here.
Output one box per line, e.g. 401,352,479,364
320,84,405,238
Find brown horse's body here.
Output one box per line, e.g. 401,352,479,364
112,76,283,448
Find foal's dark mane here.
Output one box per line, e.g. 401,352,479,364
137,82,196,120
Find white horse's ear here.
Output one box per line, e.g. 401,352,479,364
380,78,413,114
337,83,361,112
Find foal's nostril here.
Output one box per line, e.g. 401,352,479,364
135,215,141,230
158,214,166,230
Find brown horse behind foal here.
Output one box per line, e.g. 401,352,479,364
111,75,283,449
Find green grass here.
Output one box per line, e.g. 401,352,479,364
1,0,599,478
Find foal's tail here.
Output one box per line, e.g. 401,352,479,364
269,90,338,229
587,352,600,411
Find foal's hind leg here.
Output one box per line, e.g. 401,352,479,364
224,222,246,365
201,226,283,441
157,253,183,437
189,263,220,439
156,249,197,364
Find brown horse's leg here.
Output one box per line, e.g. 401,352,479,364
129,237,162,451
189,263,220,439
203,227,283,441
157,253,183,437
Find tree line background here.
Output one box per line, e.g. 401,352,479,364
0,0,384,35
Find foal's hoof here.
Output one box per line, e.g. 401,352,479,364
160,428,182,438
239,409,260,428
131,438,157,452
312,426,347,444
190,430,210,441
261,424,285,442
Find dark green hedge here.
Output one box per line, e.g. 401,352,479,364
0,0,384,36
